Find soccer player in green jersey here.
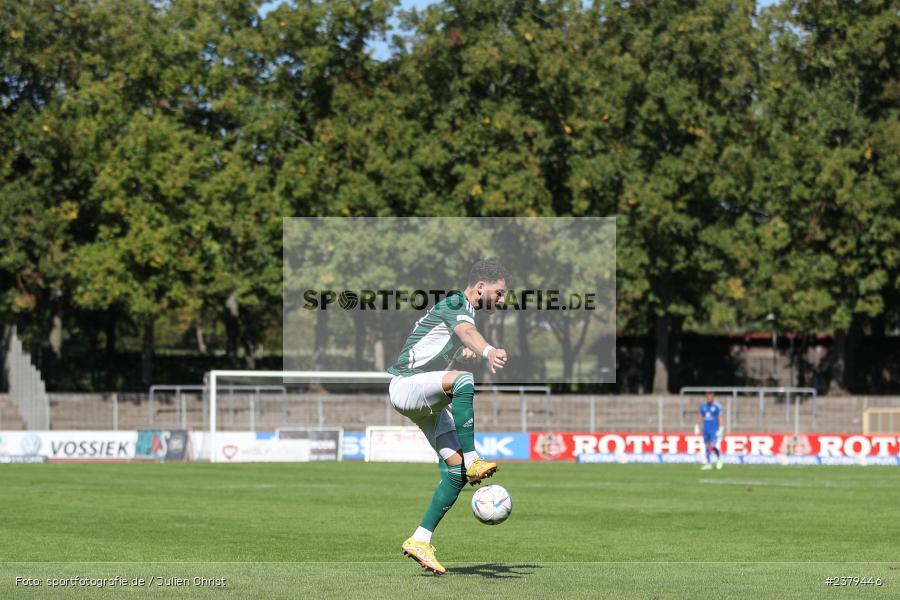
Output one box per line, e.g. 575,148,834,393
388,259,509,574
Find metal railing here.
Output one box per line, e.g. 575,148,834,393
148,384,288,431
680,386,818,434
475,384,551,433
36,380,899,435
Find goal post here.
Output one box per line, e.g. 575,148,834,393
204,369,556,462
206,370,392,463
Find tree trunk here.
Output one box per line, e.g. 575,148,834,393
572,314,592,376
669,316,684,391
0,326,11,391
314,308,330,371
870,315,886,338
652,314,670,393
48,312,62,357
639,333,655,394
561,344,574,382
194,321,208,354
354,318,366,370
373,337,385,371
243,338,256,369
794,334,808,388
827,315,863,394
516,311,532,362
225,293,239,363
373,312,385,371
515,311,537,384
105,309,117,390
44,308,63,389
141,320,154,387
105,310,117,356
547,316,573,385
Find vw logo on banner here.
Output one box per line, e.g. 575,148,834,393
20,433,42,456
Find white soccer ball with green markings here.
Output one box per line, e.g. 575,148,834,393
471,484,512,525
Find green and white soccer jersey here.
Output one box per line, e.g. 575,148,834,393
387,292,475,376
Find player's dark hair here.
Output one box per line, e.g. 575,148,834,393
467,260,507,286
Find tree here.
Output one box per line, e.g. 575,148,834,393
747,0,900,391
69,113,214,384
0,0,160,382
589,0,761,391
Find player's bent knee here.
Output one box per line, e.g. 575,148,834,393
442,371,470,393
444,371,474,396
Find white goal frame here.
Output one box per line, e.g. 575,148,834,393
206,370,392,463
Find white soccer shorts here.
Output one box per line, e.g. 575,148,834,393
389,371,461,458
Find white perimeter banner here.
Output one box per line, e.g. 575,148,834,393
207,432,311,463
0,431,136,461
0,431,311,463
365,426,438,463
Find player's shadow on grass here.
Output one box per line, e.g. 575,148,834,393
443,563,543,579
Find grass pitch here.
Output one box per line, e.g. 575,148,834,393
1,461,897,599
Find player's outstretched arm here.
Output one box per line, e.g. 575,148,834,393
454,323,507,373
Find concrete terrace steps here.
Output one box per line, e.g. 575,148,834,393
0,394,27,430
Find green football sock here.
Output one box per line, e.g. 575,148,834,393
450,373,476,454
418,460,466,532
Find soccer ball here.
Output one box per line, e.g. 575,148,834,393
471,484,512,525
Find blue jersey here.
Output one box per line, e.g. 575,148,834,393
699,402,722,432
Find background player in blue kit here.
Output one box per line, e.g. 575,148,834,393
696,391,724,470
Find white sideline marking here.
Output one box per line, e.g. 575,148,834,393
698,478,826,488
699,477,900,489
8,560,895,564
